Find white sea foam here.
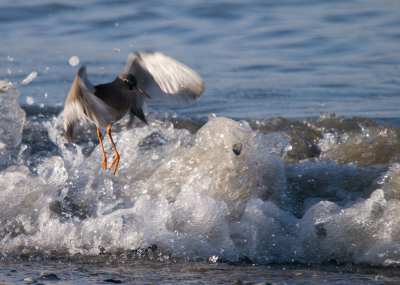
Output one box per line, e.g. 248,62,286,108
0,80,26,169
1,80,400,266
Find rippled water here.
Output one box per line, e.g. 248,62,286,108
2,0,400,284
2,260,400,285
2,0,400,119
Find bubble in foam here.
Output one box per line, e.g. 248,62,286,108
69,56,79,67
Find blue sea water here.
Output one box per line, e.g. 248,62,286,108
2,1,400,284
1,0,399,119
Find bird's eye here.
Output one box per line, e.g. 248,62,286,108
123,79,129,84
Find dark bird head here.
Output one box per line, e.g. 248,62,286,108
117,74,151,99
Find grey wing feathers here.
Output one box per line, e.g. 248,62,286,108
63,66,115,144
124,52,205,105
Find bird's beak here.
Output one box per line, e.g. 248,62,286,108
133,86,151,99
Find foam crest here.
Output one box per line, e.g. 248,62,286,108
3,87,400,265
0,79,26,169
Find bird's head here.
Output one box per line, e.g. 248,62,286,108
117,74,151,99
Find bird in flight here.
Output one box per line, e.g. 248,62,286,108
63,52,204,174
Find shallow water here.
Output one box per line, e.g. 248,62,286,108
2,260,400,285
2,0,400,284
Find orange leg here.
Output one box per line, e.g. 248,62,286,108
107,125,120,175
97,127,107,170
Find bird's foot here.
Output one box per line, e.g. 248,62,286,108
102,158,107,170
109,154,120,175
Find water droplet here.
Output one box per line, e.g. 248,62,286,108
69,56,79,66
208,113,216,120
26,96,35,105
21,71,37,85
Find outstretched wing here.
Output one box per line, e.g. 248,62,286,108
124,51,205,105
63,66,115,144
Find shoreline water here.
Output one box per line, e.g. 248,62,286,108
2,258,400,284
3,80,400,285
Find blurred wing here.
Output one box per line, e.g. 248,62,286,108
76,67,116,127
124,51,205,104
63,66,115,144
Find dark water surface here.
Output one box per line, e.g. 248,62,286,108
1,0,400,119
2,259,400,285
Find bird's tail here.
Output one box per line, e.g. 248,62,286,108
126,105,148,128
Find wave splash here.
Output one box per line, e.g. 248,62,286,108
1,79,400,266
